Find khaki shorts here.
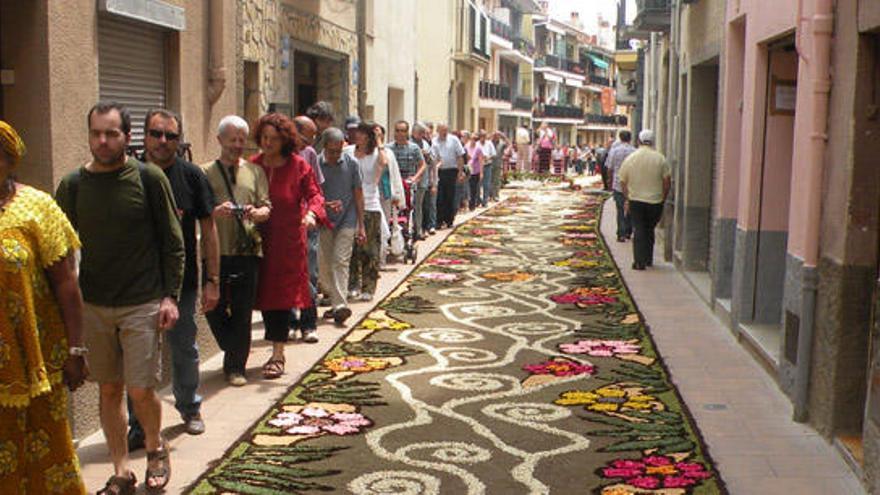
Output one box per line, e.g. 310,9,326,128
83,300,162,389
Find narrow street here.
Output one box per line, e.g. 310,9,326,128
76,181,862,494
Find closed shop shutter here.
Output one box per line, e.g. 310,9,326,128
98,16,167,148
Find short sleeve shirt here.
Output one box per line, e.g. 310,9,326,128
618,147,671,204
431,135,466,170
319,152,363,229
390,141,423,180
156,157,216,290
201,159,271,257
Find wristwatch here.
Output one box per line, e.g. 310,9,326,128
206,275,220,285
69,346,89,357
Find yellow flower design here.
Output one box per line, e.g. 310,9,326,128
562,225,594,232
482,270,536,282
1,238,29,270
0,441,17,475
555,383,663,415
44,461,81,493
49,387,68,421
554,259,600,269
25,430,50,461
360,316,412,332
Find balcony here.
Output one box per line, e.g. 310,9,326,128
589,74,611,86
513,36,535,58
536,104,584,120
490,17,513,41
479,80,512,102
536,54,563,70
565,60,585,75
585,113,629,126
513,96,533,111
633,0,671,32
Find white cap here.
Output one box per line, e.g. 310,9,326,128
639,129,655,144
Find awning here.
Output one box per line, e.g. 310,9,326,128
587,54,609,70
564,78,582,88
542,73,564,83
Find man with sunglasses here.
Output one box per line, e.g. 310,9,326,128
127,109,220,448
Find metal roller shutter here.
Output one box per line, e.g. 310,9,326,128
98,16,167,147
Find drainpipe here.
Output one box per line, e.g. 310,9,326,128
357,0,367,116
207,0,227,104
793,0,834,423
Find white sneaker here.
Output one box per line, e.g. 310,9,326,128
301,328,319,343
358,292,374,302
226,373,247,387
348,290,360,301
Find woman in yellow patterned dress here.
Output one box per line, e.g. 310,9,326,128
0,121,88,494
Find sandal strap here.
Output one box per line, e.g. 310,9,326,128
98,472,136,495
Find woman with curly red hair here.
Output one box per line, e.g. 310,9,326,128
250,113,326,379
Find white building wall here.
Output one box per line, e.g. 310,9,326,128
367,0,418,129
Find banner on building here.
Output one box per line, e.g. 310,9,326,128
616,68,638,105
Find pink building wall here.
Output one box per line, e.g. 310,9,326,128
714,19,744,219
723,0,823,264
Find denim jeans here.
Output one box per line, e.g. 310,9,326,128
613,191,632,239
424,186,437,230
481,166,492,206
129,287,201,435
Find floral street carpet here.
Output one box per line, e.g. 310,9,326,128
188,186,725,495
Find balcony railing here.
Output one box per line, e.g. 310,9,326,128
536,104,584,119
479,80,512,102
536,53,562,70
585,113,629,126
513,37,535,58
589,74,611,86
490,17,513,41
634,0,672,32
565,60,585,75
513,96,533,111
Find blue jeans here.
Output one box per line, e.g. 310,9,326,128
481,167,492,206
130,287,201,435
425,187,437,230
291,227,320,330
613,190,632,239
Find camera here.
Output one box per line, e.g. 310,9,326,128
230,204,246,217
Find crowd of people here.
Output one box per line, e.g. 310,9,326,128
0,90,668,493
0,99,517,494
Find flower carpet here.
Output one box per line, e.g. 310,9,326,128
188,187,725,494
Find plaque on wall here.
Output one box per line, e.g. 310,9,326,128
770,77,797,115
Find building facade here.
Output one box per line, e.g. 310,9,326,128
632,0,880,490
0,0,239,440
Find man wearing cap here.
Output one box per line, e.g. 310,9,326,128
618,129,671,270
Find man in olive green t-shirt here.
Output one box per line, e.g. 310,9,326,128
618,129,671,271
55,102,184,492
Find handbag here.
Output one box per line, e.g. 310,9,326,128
216,160,261,254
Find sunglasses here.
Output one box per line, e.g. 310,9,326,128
147,129,181,141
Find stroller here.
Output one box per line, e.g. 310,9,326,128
390,180,419,264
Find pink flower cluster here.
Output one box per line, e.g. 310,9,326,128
268,407,372,436
601,455,712,489
427,257,467,266
559,339,640,357
563,232,598,239
471,228,500,236
550,293,618,306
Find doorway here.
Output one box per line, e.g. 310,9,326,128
740,39,799,363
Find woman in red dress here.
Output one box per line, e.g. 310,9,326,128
250,113,326,379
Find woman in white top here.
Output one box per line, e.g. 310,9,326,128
345,121,386,302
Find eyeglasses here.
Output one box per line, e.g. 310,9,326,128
147,129,180,141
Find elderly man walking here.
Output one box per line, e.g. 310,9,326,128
606,130,636,242
431,123,465,229
618,130,671,271
318,128,365,324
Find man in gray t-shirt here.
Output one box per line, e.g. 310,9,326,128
318,128,365,323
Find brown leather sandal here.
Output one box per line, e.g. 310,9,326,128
145,440,171,493
262,358,285,379
96,471,136,495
